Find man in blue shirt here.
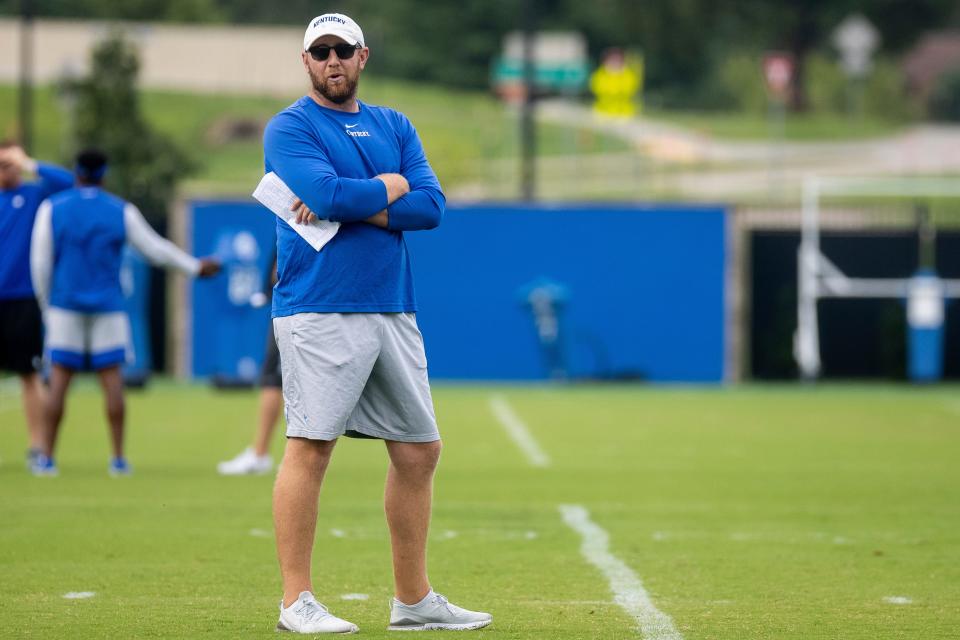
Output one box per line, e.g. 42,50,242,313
0,141,72,468
264,13,491,634
30,149,220,476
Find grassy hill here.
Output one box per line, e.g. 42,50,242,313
0,80,628,198
1,81,917,202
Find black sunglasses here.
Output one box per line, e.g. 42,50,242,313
308,43,361,61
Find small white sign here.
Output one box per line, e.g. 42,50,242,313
833,14,880,77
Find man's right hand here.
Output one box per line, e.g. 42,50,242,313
376,173,410,206
0,146,23,173
197,258,222,278
0,145,35,174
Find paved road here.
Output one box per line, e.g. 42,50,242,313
530,100,960,201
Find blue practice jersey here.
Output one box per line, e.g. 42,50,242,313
0,163,73,299
48,187,128,313
262,97,444,317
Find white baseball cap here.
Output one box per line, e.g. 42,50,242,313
303,13,365,51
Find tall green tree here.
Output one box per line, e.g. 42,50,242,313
713,0,960,110
69,33,192,220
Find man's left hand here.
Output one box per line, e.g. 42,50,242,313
197,258,222,278
291,199,318,224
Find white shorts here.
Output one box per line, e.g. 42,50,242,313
274,312,440,443
45,307,130,370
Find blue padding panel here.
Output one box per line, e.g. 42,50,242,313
184,201,726,382
188,201,276,380
404,204,727,382
121,248,151,378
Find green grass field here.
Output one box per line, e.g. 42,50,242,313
1,381,958,638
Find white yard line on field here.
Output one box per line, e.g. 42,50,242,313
559,504,682,640
488,395,550,468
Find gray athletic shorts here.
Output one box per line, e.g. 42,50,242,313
274,312,440,443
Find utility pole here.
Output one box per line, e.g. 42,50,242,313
520,0,537,201
19,0,35,153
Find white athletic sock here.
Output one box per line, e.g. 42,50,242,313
396,589,435,608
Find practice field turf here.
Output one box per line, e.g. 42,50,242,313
1,381,958,639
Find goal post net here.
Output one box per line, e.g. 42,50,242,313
795,175,960,379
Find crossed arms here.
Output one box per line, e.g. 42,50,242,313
263,113,444,232
292,173,408,228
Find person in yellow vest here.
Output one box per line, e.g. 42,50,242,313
590,48,641,118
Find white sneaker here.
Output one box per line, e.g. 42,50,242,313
276,591,358,634
217,448,273,475
388,590,492,631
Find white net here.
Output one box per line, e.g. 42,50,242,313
795,176,960,378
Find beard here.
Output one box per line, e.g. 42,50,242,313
309,66,360,105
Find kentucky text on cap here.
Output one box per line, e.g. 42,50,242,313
303,13,365,51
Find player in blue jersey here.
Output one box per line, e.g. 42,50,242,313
29,149,220,476
263,14,491,634
0,142,73,468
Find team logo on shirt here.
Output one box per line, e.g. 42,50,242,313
11,195,25,209
344,123,371,138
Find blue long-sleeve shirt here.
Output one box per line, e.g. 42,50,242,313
263,97,444,316
0,162,73,299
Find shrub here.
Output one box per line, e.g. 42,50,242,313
713,53,768,114
863,58,915,122
928,68,960,122
806,54,846,113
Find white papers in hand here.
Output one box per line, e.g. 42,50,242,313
252,172,340,252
